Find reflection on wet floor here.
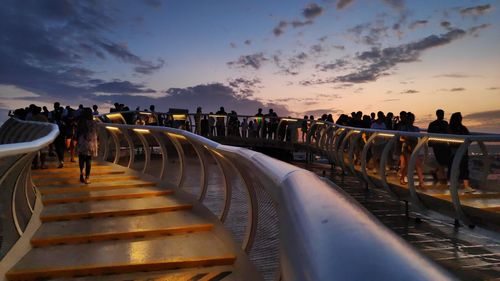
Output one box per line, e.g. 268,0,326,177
295,162,500,281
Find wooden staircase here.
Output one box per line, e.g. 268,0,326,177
5,160,253,280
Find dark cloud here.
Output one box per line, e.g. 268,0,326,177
273,21,288,36
409,20,428,30
450,87,465,92
273,52,309,76
401,89,419,94
333,45,346,50
460,4,492,17
95,83,292,116
227,52,268,70
434,73,480,78
468,23,491,36
336,29,466,83
302,3,324,19
337,0,355,10
92,80,156,94
347,20,390,46
291,20,314,28
380,0,405,10
0,0,164,105
487,87,499,90
227,77,262,97
464,109,500,133
229,42,237,48
382,98,400,102
440,21,452,29
244,39,252,46
316,59,348,72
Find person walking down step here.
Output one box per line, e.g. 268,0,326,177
77,108,98,184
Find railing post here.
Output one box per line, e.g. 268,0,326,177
407,136,429,213
449,139,473,226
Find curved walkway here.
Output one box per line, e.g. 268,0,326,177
6,159,258,281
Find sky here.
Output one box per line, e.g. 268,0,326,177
0,0,499,132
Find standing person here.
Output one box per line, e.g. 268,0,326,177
255,108,264,138
92,105,99,116
399,112,425,188
427,109,450,184
448,112,475,193
241,118,248,138
77,108,98,184
51,102,66,168
215,107,227,136
201,115,209,137
195,107,202,135
301,115,309,142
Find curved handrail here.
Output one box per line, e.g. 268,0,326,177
0,120,59,158
99,111,500,229
100,122,454,280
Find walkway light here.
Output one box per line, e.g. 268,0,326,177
428,137,464,144
133,129,150,134
105,126,119,131
167,132,187,140
378,133,395,137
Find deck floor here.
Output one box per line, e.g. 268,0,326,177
296,162,500,281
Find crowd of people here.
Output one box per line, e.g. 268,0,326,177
9,103,98,184
7,102,474,191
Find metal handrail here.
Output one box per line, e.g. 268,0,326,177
100,111,500,230
100,122,454,280
0,118,59,263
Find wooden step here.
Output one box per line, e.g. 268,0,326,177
31,170,125,179
38,180,157,195
51,266,236,281
35,175,140,187
40,196,193,222
32,165,114,173
6,233,236,281
32,211,213,246
50,266,236,281
42,187,174,205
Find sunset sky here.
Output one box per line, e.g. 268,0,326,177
1,0,499,132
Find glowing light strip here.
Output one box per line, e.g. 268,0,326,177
172,114,186,119
281,118,298,122
167,132,187,140
428,137,464,144
133,128,150,133
106,126,119,131
106,113,123,119
352,130,361,133
139,112,152,115
209,115,228,118
378,133,395,137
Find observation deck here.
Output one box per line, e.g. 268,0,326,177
0,112,498,280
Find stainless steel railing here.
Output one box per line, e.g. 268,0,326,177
100,111,500,230
0,118,59,258
99,122,454,280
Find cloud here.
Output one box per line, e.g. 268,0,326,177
94,83,292,116
227,77,262,97
273,52,309,76
409,20,428,30
229,42,237,48
401,89,419,94
92,80,156,94
380,0,405,10
316,59,348,72
336,29,467,83
382,98,400,102
440,21,452,30
291,20,314,28
460,4,492,17
337,0,355,10
450,87,465,92
244,39,252,45
302,3,324,19
273,21,288,36
468,23,491,36
487,87,499,90
0,0,164,106
227,52,268,70
347,20,390,46
434,73,480,78
464,109,500,133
